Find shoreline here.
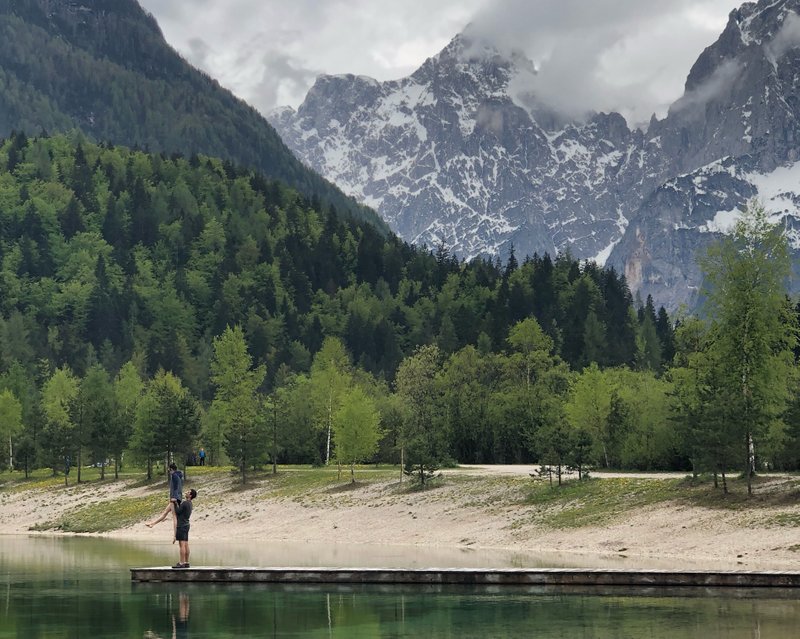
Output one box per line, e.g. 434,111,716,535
2,530,781,573
2,466,800,572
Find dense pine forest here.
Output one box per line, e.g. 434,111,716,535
1,133,798,486
0,0,385,231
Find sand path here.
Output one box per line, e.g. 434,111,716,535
2,465,799,571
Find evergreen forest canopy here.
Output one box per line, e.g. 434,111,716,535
0,0,386,231
1,133,799,487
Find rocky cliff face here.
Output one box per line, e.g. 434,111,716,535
271,34,643,262
272,0,800,310
608,0,800,308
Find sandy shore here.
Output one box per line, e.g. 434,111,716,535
2,465,799,571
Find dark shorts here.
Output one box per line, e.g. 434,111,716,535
175,526,189,542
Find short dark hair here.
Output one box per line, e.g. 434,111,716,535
189,488,197,499
169,463,177,471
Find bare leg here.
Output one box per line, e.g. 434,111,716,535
179,540,189,565
146,501,176,527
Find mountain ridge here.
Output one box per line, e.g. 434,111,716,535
0,0,388,232
271,0,800,310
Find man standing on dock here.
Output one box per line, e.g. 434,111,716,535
174,488,196,568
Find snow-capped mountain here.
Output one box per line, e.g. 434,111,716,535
271,0,800,310
607,0,800,308
270,35,644,262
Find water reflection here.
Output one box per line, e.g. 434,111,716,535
0,534,755,571
144,592,189,639
2,534,622,572
2,536,800,638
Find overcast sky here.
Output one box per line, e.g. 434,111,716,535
138,0,741,126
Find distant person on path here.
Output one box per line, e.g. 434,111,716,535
198,448,205,466
146,463,184,538
173,489,196,568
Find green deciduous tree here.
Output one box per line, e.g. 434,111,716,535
333,386,382,483
132,370,200,480
440,346,498,463
309,337,352,466
700,202,798,495
395,344,446,485
0,389,23,470
565,363,613,468
112,361,144,479
0,361,41,476
41,366,79,484
210,325,266,483
611,369,674,470
506,318,570,463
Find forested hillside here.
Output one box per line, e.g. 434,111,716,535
0,134,665,382
0,133,691,478
0,0,386,230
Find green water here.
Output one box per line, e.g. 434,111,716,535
2,537,799,638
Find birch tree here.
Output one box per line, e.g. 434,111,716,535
113,361,144,478
564,363,613,468
333,386,382,483
309,337,351,465
0,389,22,470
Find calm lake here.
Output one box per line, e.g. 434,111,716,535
2,536,800,638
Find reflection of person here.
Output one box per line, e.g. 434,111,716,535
146,464,184,540
143,592,189,639
174,488,196,568
174,592,189,639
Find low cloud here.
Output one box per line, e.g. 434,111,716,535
138,0,737,122
138,0,484,112
251,51,321,114
766,11,800,61
186,38,213,71
464,0,734,126
668,59,742,115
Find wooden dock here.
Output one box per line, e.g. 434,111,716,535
130,567,800,588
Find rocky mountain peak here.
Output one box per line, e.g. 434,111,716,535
682,0,800,93
271,0,800,310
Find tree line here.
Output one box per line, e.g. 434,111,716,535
0,134,797,487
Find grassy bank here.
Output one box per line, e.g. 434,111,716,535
3,465,800,535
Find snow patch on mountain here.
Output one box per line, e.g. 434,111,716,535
693,160,800,240
272,0,800,310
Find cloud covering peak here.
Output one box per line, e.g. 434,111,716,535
464,0,736,125
139,0,738,126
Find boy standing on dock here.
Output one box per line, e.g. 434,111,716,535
173,488,196,568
